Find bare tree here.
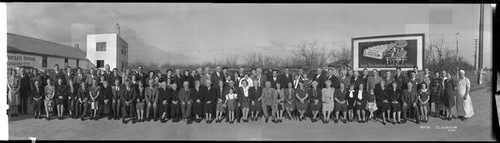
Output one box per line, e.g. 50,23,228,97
244,52,264,68
294,41,332,69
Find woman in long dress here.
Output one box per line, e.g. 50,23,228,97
443,73,456,121
334,82,348,124
8,69,21,117
284,82,295,120
32,80,44,119
355,83,368,123
295,81,309,121
44,79,55,120
375,80,390,125
321,80,334,123
55,78,68,120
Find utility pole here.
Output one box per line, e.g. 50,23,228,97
474,39,478,70
455,32,459,79
478,4,484,85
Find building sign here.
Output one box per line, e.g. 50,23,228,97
352,33,424,71
7,53,42,68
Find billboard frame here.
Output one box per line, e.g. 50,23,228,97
351,33,425,71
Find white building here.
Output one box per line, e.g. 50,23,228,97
86,33,128,71
7,33,93,70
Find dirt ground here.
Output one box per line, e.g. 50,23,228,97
7,87,495,141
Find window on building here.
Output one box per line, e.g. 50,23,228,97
96,42,107,51
96,60,104,68
64,58,68,68
42,56,47,68
122,46,127,55
76,60,79,67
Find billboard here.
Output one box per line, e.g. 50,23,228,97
352,33,424,71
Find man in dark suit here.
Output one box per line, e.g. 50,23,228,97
74,68,86,86
279,67,293,89
325,68,341,89
211,66,226,87
121,80,137,124
255,68,267,88
64,67,75,85
19,68,31,115
108,68,122,86
360,68,370,89
269,70,280,89
394,67,408,90
222,66,229,82
136,66,147,88
351,70,364,89
173,69,183,90
312,68,325,88
85,68,99,87
112,79,123,120
50,64,65,85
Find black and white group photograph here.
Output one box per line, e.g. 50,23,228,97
1,3,496,141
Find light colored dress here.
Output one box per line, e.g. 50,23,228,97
321,88,335,112
226,93,238,111
8,75,20,105
44,85,55,108
457,77,473,118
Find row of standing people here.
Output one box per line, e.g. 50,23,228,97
8,64,474,124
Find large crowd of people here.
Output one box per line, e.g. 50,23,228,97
7,64,475,125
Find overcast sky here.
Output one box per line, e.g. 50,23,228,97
7,3,493,68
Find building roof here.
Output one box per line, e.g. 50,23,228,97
7,33,87,60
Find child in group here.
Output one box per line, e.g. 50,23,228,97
225,88,238,123
419,82,430,123
346,84,356,122
366,88,378,121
